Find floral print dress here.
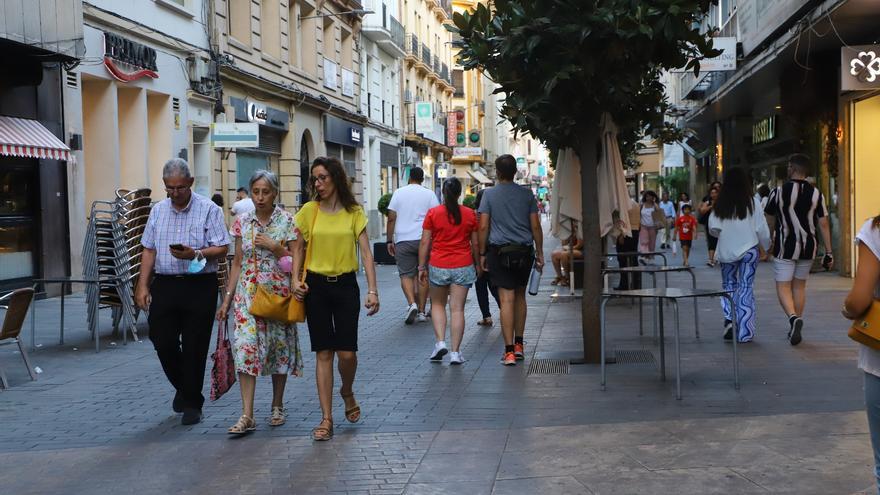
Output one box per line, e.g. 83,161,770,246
230,208,303,377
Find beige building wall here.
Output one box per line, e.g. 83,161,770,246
117,88,148,193
147,94,172,202
81,78,120,217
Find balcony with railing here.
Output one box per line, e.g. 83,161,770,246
404,33,420,63
361,0,406,58
389,16,405,51
421,43,432,67
435,0,452,20
440,63,450,86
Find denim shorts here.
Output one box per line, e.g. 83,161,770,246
429,265,477,288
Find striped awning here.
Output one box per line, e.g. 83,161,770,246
0,116,74,163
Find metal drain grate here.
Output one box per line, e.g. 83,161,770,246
613,349,656,365
527,358,571,375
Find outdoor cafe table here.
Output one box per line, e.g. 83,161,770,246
601,265,699,338
600,288,739,400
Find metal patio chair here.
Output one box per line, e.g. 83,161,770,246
0,288,37,389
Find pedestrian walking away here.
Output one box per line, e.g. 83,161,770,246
478,154,544,366
674,203,698,266
764,153,834,346
231,187,256,217
638,191,663,261
216,170,303,436
658,191,676,249
709,168,771,343
418,178,480,365
473,187,500,326
699,184,721,267
842,212,880,493
292,156,380,442
614,198,641,290
135,158,230,426
386,167,439,324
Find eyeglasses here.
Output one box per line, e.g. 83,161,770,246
164,185,190,193
310,174,331,185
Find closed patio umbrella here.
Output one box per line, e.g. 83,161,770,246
597,113,632,237
550,147,581,240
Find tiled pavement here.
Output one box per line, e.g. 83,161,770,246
0,230,876,494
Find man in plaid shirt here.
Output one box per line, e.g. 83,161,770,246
136,158,229,425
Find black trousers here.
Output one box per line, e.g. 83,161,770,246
305,272,360,352
475,271,500,318
148,273,218,411
616,230,641,290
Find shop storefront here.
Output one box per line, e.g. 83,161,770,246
324,114,364,190
228,97,289,193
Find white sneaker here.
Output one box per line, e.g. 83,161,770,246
404,303,418,325
417,312,428,323
429,341,448,361
449,351,464,365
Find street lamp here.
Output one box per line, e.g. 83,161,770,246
299,9,373,20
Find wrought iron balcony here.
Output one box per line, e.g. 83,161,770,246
421,43,432,67
405,33,420,60
389,16,404,50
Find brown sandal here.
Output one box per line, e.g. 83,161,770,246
228,415,256,435
312,417,333,441
477,317,493,327
268,406,286,427
340,390,361,423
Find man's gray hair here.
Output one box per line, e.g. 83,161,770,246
162,158,191,179
249,169,279,194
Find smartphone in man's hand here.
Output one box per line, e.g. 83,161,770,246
169,243,185,250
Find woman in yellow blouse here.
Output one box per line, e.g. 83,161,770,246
292,156,380,441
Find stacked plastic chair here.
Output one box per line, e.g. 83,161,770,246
82,188,152,350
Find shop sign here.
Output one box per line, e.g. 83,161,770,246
672,37,737,73
324,115,364,148
516,156,527,169
453,147,482,158
350,128,361,143
211,123,259,148
842,45,880,91
415,102,433,134
103,32,159,82
752,115,776,144
247,102,268,124
446,112,457,147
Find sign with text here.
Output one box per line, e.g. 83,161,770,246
452,147,482,158
842,45,880,91
415,101,433,134
446,112,457,147
211,123,259,148
752,115,776,144
103,32,159,82
672,37,736,73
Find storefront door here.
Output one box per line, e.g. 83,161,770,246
0,157,38,288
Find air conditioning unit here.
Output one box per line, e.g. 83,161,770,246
189,56,210,84
403,89,413,104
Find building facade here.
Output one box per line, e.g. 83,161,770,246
359,0,406,237
399,0,455,198
677,0,880,276
0,0,83,292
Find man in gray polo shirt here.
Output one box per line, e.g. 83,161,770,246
478,155,544,366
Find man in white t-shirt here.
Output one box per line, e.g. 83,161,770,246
230,187,255,217
658,191,676,249
386,167,439,324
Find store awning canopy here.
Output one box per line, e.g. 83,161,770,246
0,116,74,163
467,169,492,185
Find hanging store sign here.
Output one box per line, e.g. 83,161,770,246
211,123,259,148
415,102,433,134
247,102,268,124
842,45,880,91
452,147,482,158
752,116,776,144
446,112,457,147
671,37,736,73
103,32,159,82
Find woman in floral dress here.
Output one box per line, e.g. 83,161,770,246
217,170,302,435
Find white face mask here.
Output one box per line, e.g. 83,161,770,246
187,251,207,273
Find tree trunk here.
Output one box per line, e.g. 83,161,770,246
576,124,602,364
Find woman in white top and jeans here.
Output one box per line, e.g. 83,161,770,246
639,191,662,260
708,168,771,342
843,213,880,493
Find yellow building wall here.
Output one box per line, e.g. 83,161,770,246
853,95,880,234
81,78,120,217
147,93,172,202
117,87,148,193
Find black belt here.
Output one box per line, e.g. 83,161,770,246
307,271,356,283
154,272,217,280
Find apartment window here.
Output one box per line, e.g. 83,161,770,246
229,0,251,45
299,2,317,74
341,28,353,70
323,18,335,62
261,0,281,59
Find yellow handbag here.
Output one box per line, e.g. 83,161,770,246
848,300,880,351
249,210,316,324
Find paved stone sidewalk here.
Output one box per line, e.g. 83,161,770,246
0,231,876,494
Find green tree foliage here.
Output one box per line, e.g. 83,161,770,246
378,193,393,216
658,167,691,198
462,194,477,209
449,0,719,150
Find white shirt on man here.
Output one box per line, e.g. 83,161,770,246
388,184,439,242
231,197,255,217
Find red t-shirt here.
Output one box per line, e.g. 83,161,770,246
675,214,697,240
423,205,478,268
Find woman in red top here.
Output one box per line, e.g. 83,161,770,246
418,178,480,365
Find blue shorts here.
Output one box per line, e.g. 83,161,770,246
428,265,477,288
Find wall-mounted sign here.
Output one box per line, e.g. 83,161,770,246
672,37,737,73
415,102,433,134
103,32,159,82
446,112,457,147
247,102,268,124
323,59,338,90
211,123,259,148
752,115,776,144
842,45,880,91
324,115,364,148
452,147,482,158
341,68,355,97
350,128,361,143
